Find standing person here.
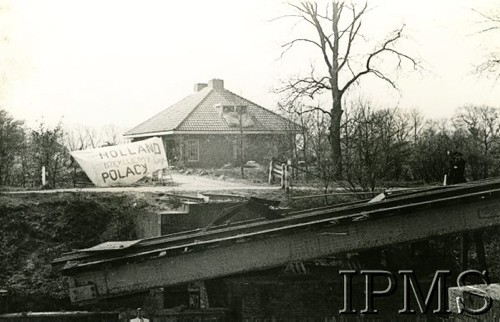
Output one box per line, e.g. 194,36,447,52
447,151,466,185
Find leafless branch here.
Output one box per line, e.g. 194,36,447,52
471,9,500,79
277,1,419,179
341,25,417,93
281,38,323,58
296,104,332,117
338,3,367,71
277,73,332,105
472,8,500,24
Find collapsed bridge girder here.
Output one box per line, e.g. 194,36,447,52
53,180,500,304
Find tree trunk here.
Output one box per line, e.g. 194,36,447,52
330,98,343,178
239,113,244,179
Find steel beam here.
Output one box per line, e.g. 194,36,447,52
66,192,500,303
54,180,500,268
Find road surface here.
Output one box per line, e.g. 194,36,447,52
3,172,279,194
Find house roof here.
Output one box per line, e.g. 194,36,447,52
124,79,297,138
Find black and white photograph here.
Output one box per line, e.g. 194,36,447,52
1,0,500,320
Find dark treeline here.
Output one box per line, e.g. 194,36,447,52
2,103,500,191
282,100,500,191
0,110,67,188
0,109,124,188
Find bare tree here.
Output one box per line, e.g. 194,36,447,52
278,101,313,164
342,100,412,191
30,121,68,188
408,108,425,143
65,124,126,151
84,126,102,149
0,109,25,186
307,109,336,194
454,105,500,179
473,9,500,78
102,124,126,146
278,1,418,177
64,125,101,150
410,119,453,183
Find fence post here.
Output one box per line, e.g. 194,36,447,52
281,164,286,189
268,159,275,184
288,159,295,180
41,166,46,186
285,160,292,192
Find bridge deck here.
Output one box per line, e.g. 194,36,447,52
53,179,500,303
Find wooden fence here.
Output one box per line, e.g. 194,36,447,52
268,159,291,190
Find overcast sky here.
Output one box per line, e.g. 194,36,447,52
0,0,499,130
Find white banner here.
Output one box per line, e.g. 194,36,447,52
70,137,168,187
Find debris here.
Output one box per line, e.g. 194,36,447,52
244,160,261,168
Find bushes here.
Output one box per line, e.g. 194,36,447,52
281,103,500,191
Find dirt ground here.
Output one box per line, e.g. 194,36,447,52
5,172,281,195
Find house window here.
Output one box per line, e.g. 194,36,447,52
223,106,234,113
186,139,199,162
235,105,247,114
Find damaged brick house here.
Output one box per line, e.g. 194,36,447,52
124,79,298,167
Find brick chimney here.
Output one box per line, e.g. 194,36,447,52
208,79,224,90
194,83,207,92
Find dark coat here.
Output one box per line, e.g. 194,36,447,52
448,153,466,184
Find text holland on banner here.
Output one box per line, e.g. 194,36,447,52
70,137,168,187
